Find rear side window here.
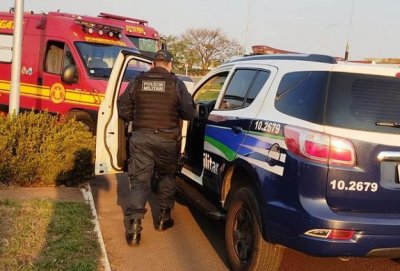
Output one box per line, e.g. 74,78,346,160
275,71,329,124
326,72,400,134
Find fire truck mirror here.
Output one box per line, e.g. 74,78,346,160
62,65,78,84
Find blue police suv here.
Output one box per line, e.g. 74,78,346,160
176,54,400,271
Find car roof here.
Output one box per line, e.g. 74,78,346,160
224,54,400,77
229,53,337,64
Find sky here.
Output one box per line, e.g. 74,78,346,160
1,0,399,60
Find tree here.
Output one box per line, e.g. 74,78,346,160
182,28,244,73
163,35,197,73
163,28,244,75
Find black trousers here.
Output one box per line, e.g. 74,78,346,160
125,129,178,220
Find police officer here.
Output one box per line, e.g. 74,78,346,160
118,49,196,246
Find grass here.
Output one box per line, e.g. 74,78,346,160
0,199,102,271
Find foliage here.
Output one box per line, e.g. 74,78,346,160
365,58,400,64
165,28,245,75
0,199,101,270
0,111,95,187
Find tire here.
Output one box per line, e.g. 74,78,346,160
225,187,284,271
65,110,96,134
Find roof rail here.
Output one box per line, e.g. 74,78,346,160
231,54,337,64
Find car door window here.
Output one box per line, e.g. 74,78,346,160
244,70,271,107
220,69,270,110
194,72,229,103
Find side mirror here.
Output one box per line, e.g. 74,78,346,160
61,65,78,84
196,103,209,120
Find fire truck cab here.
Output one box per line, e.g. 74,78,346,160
0,10,145,132
98,12,160,57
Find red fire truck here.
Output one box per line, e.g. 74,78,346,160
0,10,150,132
98,12,161,56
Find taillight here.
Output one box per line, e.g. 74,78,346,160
329,137,355,165
284,126,355,166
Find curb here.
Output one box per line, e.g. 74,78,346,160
81,183,112,271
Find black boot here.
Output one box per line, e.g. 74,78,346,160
126,219,142,246
155,209,174,231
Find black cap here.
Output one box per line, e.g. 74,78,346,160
154,49,174,62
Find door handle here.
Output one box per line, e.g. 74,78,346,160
232,126,243,134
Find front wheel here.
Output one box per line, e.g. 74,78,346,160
225,187,284,271
65,110,96,134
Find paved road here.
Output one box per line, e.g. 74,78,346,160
90,173,400,271
90,173,229,271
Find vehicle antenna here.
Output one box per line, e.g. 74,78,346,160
345,0,356,61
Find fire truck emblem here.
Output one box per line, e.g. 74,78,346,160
50,83,66,104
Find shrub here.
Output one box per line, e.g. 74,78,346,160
0,111,95,186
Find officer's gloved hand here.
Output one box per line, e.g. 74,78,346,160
176,153,188,175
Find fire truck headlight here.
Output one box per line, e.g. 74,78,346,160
88,27,94,34
108,31,114,37
118,33,123,39
98,29,104,36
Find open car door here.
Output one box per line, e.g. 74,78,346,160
95,50,152,175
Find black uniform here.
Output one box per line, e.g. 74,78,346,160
118,66,196,224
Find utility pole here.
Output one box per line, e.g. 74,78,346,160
9,0,24,116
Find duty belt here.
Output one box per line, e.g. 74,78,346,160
136,127,179,140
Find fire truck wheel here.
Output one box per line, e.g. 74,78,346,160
225,187,284,271
65,110,95,134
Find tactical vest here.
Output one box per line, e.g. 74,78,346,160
132,71,179,129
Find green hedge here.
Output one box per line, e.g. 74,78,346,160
0,111,95,187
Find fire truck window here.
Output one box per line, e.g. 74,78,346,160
64,45,75,68
0,34,13,62
45,42,64,75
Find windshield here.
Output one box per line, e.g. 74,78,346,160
75,42,149,80
128,36,158,53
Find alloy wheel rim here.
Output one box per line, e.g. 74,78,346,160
232,206,254,263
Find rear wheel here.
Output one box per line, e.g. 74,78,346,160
225,187,284,271
65,110,95,134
